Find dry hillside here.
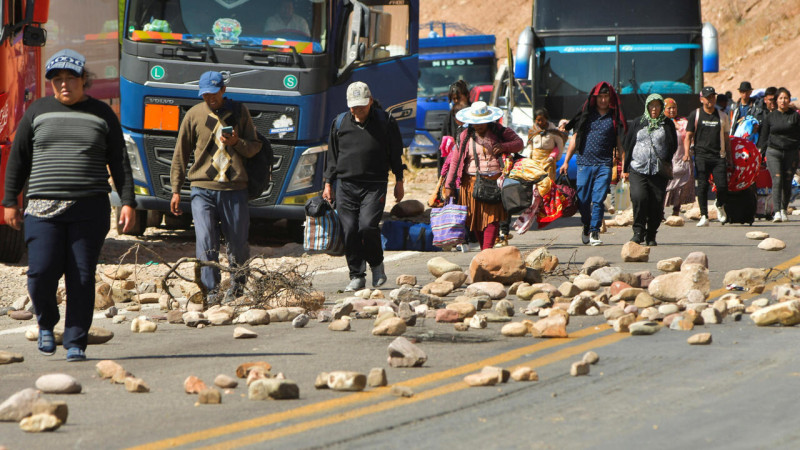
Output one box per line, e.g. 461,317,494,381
421,0,800,98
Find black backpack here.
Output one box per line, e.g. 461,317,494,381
225,100,274,200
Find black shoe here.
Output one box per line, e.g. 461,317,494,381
646,240,657,246
581,226,590,245
630,234,644,244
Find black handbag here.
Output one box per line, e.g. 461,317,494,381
471,139,502,203
501,177,534,214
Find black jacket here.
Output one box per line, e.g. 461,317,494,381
622,116,678,174
757,108,800,154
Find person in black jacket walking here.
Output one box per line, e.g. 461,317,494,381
322,82,405,291
622,94,677,246
757,87,800,222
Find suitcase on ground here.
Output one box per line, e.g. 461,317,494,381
407,223,439,252
723,185,756,225
755,167,773,219
381,220,412,250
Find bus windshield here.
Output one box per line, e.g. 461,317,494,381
536,34,700,97
419,56,494,98
125,0,327,53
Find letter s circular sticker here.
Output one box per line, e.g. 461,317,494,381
283,75,298,89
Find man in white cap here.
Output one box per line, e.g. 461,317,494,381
322,81,405,291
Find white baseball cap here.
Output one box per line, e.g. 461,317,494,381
346,81,372,108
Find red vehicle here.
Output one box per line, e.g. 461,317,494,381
469,84,493,104
0,0,49,263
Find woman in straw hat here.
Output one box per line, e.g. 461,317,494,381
442,102,523,250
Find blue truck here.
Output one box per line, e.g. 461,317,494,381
408,22,495,167
116,0,419,235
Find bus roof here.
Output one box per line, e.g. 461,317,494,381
534,0,701,33
420,35,495,49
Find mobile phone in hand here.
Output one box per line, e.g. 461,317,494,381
221,126,233,135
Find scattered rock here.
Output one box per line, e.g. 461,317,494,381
248,379,299,400
390,199,425,217
758,238,786,251
235,362,272,378
567,294,595,316
454,322,470,331
213,374,238,389
682,252,708,269
746,231,769,240
570,361,590,376
8,310,33,320
465,282,507,300
525,247,559,273
396,275,417,286
501,322,529,337
390,385,414,397
751,300,800,326
19,413,62,433
387,336,427,367
480,366,510,383
531,315,568,338
788,266,800,282
325,371,367,391
629,321,660,335
0,388,41,422
235,309,270,326
582,351,599,365
621,241,650,262
104,266,133,280
435,309,461,323
198,388,222,404
31,399,68,424
494,299,515,317
328,318,351,331
35,374,82,394
648,264,710,302
664,216,684,226
233,327,258,339
557,282,581,298
688,333,712,345
573,277,601,292
421,280,455,297
438,271,468,288
184,376,208,394
87,326,114,345
657,257,683,272
131,316,157,333
581,256,609,275
723,268,767,289
372,317,407,336
0,351,24,365
469,314,487,329
183,311,210,328
464,372,498,387
167,310,185,324
634,292,656,308
510,366,539,381
591,266,624,286
292,314,310,328
96,360,126,380
125,377,150,393
614,313,636,333
701,307,722,324
367,368,387,387
468,246,527,284
427,257,462,277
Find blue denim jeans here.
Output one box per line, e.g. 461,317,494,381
576,164,612,232
25,195,110,350
190,187,250,292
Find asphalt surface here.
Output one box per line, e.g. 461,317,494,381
2,210,800,449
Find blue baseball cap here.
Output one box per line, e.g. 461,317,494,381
198,71,224,97
45,49,86,79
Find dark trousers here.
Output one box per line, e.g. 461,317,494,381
336,179,387,279
25,196,110,350
629,171,668,240
190,187,250,292
695,155,728,216
766,147,799,212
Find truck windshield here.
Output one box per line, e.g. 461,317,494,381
536,34,699,97
419,56,494,98
125,0,327,53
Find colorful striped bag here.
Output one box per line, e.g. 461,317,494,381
430,199,467,248
303,208,345,256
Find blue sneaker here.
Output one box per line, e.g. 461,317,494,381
66,348,86,362
38,330,56,356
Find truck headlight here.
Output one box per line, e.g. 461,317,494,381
286,145,325,192
124,133,147,183
412,134,435,147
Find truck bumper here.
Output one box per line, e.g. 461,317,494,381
408,130,439,157
109,193,306,221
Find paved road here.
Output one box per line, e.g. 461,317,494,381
2,212,800,449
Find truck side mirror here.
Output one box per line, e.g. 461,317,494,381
496,96,508,108
23,25,47,47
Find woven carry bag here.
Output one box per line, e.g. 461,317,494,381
430,199,468,247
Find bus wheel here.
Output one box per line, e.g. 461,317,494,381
115,207,148,236
0,224,25,263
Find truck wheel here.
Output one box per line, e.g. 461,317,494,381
0,224,25,263
164,213,193,230
287,219,305,243
146,211,163,228
409,154,422,168
115,207,148,236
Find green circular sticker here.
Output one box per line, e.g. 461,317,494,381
283,75,298,89
150,65,165,80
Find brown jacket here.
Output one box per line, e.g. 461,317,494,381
170,100,261,192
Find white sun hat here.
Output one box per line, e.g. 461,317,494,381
455,101,504,125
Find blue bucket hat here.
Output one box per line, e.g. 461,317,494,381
45,49,86,79
199,71,225,97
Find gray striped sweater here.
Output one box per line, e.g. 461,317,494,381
2,96,135,208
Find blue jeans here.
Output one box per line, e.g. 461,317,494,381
25,195,110,350
190,187,250,292
576,164,612,232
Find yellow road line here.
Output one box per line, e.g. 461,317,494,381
706,253,800,300
199,331,629,449
130,325,609,450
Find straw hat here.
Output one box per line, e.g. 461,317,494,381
455,101,503,125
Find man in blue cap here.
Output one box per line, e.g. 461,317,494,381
170,71,262,305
